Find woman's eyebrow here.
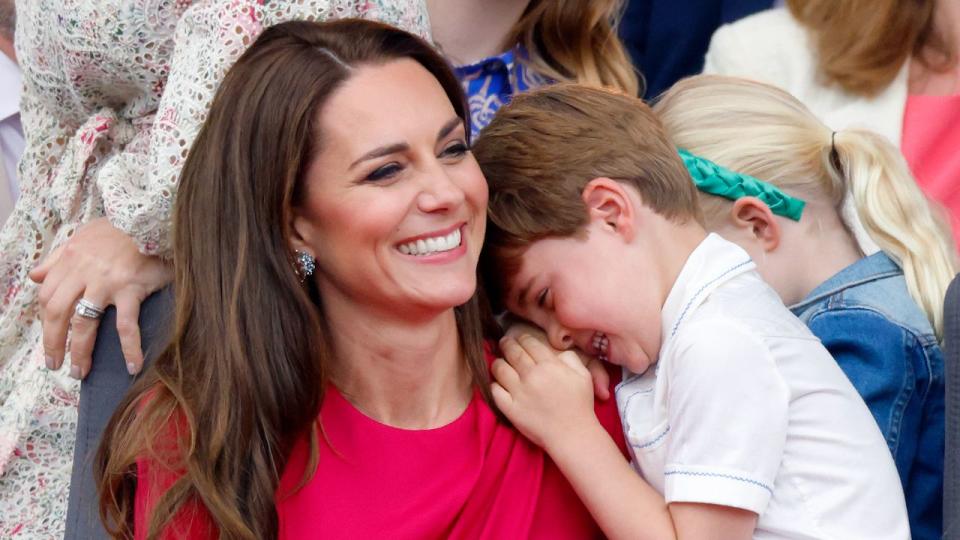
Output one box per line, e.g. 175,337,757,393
436,117,462,142
347,118,462,170
349,143,409,170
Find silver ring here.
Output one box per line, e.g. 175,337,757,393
74,298,106,320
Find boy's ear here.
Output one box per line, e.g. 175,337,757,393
582,177,636,240
729,197,780,251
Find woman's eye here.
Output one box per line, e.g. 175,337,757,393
441,141,468,158
366,163,403,182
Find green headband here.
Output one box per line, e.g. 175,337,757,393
678,149,805,221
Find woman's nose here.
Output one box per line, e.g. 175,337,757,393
417,166,466,213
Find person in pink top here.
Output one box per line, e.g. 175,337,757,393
704,0,960,252
95,19,624,540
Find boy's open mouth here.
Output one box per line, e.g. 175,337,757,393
591,331,609,362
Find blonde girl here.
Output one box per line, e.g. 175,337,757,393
655,73,957,540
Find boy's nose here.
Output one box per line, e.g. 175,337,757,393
547,322,574,351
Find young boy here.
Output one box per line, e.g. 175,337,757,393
473,84,909,540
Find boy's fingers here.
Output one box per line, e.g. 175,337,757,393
517,334,561,364
491,358,520,390
557,349,590,376
584,357,611,400
491,382,513,412
499,337,536,373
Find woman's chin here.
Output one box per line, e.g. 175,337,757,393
413,282,478,312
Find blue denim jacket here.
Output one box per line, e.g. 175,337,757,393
790,252,944,540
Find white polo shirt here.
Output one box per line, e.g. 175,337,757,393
616,234,909,539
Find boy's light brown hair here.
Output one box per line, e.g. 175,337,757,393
473,83,701,307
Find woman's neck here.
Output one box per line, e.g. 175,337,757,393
935,0,960,43
426,0,531,65
910,0,960,94
321,293,473,430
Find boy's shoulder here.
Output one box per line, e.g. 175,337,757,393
687,269,817,343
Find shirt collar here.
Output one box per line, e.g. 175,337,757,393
789,252,901,314
659,233,756,347
0,53,21,122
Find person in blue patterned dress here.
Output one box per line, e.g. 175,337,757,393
428,0,640,138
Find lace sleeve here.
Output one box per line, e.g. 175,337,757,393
108,0,429,257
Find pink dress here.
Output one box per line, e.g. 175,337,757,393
901,94,960,249
136,361,626,539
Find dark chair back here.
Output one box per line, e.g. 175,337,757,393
64,288,173,540
945,274,960,540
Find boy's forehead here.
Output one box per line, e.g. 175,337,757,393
502,241,557,311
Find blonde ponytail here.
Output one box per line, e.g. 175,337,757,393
831,129,957,337
655,74,957,338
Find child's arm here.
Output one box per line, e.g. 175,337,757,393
492,335,758,540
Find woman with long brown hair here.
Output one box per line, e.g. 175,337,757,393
95,19,624,540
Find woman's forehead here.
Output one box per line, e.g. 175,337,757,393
318,59,459,149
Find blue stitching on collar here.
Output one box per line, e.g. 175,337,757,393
633,425,671,449
670,260,752,338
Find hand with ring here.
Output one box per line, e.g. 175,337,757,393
29,217,173,379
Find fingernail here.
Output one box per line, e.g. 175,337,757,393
126,362,139,375
69,364,82,380
45,355,55,370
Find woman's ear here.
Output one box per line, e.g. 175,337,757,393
581,177,636,240
730,197,781,252
288,206,316,257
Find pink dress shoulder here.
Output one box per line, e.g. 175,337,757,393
136,359,626,539
901,94,960,249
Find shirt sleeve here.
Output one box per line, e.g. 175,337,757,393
105,0,430,256
662,319,789,515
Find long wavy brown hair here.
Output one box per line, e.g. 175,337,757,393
511,0,641,96
95,19,494,540
787,0,953,96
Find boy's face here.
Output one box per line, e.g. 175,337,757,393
503,221,663,375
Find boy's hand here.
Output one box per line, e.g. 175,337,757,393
491,335,599,452
502,323,610,400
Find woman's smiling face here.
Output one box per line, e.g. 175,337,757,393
291,58,487,319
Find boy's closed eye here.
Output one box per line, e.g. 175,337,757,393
536,288,550,309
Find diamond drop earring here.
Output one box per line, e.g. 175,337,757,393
295,250,316,282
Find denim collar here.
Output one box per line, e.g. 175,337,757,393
789,252,902,314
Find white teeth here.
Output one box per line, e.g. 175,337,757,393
398,228,462,256
592,332,610,359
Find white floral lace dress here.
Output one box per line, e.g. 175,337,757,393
0,1,429,537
